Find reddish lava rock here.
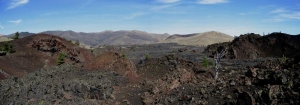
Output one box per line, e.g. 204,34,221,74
85,51,138,81
0,34,93,79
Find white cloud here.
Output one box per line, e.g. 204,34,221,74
6,0,29,10
281,12,300,20
156,0,180,3
266,8,300,22
8,19,22,24
270,8,286,14
125,12,146,19
197,0,228,4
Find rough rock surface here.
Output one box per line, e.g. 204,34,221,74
0,64,128,105
0,34,93,79
204,32,300,59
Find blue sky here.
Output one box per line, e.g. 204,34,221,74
0,0,299,36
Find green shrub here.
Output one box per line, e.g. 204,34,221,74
202,57,213,68
67,40,72,43
281,55,287,64
145,53,151,60
122,52,126,58
57,52,66,65
0,42,14,53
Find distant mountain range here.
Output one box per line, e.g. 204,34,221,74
41,30,169,46
6,32,36,38
4,30,233,46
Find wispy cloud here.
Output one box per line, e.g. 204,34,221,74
266,8,300,22
8,19,22,24
151,3,180,11
6,0,29,10
125,12,146,19
270,8,286,14
281,12,300,20
197,0,228,4
264,17,285,22
42,11,88,16
0,22,4,29
156,0,180,3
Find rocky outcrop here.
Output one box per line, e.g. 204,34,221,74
0,34,93,80
204,32,300,59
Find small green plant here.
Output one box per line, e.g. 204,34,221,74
202,57,213,68
67,40,72,43
91,49,94,53
145,52,151,60
122,52,126,58
281,55,287,64
39,100,44,105
57,52,66,65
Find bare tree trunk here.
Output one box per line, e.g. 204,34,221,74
214,49,226,80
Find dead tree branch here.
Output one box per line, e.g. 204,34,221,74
214,49,227,80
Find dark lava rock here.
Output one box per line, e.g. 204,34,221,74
236,92,255,105
0,64,128,105
204,33,300,59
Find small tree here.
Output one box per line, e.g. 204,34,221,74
214,49,227,80
3,42,14,53
13,32,19,40
57,52,65,65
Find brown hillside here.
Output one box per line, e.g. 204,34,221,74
204,32,300,59
0,36,12,42
161,31,233,46
0,34,93,79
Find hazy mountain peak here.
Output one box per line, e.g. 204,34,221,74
161,31,233,46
